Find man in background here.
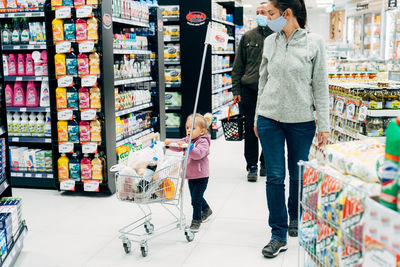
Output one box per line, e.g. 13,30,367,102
232,2,273,182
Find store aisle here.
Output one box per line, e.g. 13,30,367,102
13,138,298,267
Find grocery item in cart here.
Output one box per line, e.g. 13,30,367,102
303,166,322,211
342,191,365,243
319,174,346,227
326,139,385,183
317,221,339,266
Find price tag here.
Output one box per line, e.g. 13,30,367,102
56,6,72,19
164,35,171,41
36,173,43,178
84,180,100,192
346,102,356,120
358,103,369,123
58,109,73,120
12,137,19,142
56,41,72,53
81,109,97,120
58,75,73,87
59,142,74,153
81,75,97,87
60,179,76,191
82,142,98,153
76,5,93,18
25,173,32,177
20,108,27,112
16,77,22,81
335,97,345,116
79,41,95,53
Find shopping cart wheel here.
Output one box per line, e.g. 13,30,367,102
140,243,148,257
122,240,131,254
144,222,154,234
185,229,195,242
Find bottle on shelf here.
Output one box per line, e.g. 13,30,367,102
69,152,81,181
40,81,50,107
68,116,80,143
58,154,70,181
57,120,69,142
78,87,90,109
11,19,21,45
36,113,45,136
67,87,79,110
64,19,76,41
45,112,52,136
81,154,92,180
7,113,13,134
90,119,102,144
76,19,87,41
79,121,91,142
52,18,64,43
91,153,103,182
26,81,39,107
41,51,48,76
2,24,12,45
87,17,98,41
66,49,78,77
13,82,25,107
5,84,13,107
8,54,17,76
12,113,20,135
20,112,29,136
90,86,101,111
26,54,35,76
17,54,25,76
21,19,30,45
28,113,37,136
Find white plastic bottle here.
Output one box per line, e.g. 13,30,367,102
7,113,13,135
12,113,21,135
40,80,50,107
28,112,37,136
20,112,29,136
45,112,51,137
36,113,45,137
2,55,8,76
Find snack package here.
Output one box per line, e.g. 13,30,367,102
317,221,339,266
341,191,365,245
303,166,322,211
319,174,346,227
341,240,363,267
300,209,318,255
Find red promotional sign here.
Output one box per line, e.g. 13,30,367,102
186,11,207,26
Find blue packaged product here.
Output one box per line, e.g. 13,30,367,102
0,213,12,230
68,117,79,143
66,52,78,77
67,87,79,110
64,19,76,41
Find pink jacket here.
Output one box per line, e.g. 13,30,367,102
168,135,211,179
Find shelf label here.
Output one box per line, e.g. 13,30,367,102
58,75,73,87
77,5,93,18
12,172,23,177
358,103,369,122
35,173,43,178
16,77,23,81
56,6,72,19
25,173,32,177
164,35,171,41
60,179,76,191
56,41,72,53
59,142,74,153
81,75,97,87
58,109,74,120
79,41,95,53
84,180,100,192
81,109,97,120
12,137,19,142
82,142,98,153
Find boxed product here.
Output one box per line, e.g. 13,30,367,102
0,213,13,249
161,5,179,17
165,92,181,107
0,230,6,258
165,113,181,128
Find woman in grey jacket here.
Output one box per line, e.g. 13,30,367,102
254,0,329,258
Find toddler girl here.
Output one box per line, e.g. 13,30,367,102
165,113,213,233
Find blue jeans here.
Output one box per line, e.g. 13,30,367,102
188,178,210,221
257,116,316,242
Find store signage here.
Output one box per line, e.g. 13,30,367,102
60,179,76,191
186,11,207,26
59,142,74,153
82,142,98,154
77,5,93,18
58,109,73,120
84,180,100,192
81,109,97,120
79,41,95,53
389,0,397,8
103,13,112,30
356,3,369,11
56,41,72,53
81,75,97,87
56,6,72,19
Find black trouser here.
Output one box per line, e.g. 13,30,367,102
188,177,210,221
242,86,265,170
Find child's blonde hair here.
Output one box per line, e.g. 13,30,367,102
186,113,213,133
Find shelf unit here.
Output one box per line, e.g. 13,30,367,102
159,0,242,139
0,6,54,189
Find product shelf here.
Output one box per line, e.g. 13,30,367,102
228,36,234,41
112,17,150,28
114,76,153,86
166,128,181,138
0,175,9,197
0,225,28,267
11,176,55,189
163,16,179,22
212,85,232,94
8,136,52,144
212,51,235,55
7,107,51,113
0,11,44,18
211,17,235,26
165,82,181,88
366,109,400,117
212,100,234,114
164,37,180,43
115,102,153,117
165,106,181,111
212,67,233,74
4,76,48,82
113,49,152,55
116,127,154,148
164,60,180,65
2,44,47,50
10,171,53,179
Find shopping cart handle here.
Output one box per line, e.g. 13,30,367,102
227,99,239,121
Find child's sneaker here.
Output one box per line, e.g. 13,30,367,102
190,220,201,233
201,209,213,223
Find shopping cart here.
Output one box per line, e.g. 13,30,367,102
221,99,244,141
114,154,194,257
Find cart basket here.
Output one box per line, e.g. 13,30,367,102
221,100,244,141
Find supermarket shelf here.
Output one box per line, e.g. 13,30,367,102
116,127,154,148
212,100,234,114
11,176,55,189
115,102,153,117
164,37,180,43
1,225,28,267
7,107,50,113
164,60,180,65
212,17,235,26
212,67,233,74
212,51,235,55
228,36,235,41
367,109,400,117
166,128,181,138
112,17,150,28
114,76,152,86
4,76,48,82
10,171,54,179
8,136,52,143
212,85,232,94
113,49,152,55
0,126,5,137
332,126,368,140
165,82,181,88
163,16,179,22
2,44,47,50
0,175,9,196
0,11,44,18
165,106,181,111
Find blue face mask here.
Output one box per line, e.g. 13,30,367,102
256,15,268,27
266,13,287,32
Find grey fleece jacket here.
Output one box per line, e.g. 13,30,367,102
255,29,330,132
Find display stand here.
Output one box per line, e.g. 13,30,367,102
0,7,55,189
44,1,165,194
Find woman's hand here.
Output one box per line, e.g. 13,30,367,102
317,132,329,147
254,126,258,138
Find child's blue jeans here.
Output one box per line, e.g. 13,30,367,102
188,177,210,221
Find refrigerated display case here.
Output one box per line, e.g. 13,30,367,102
346,15,363,57
363,12,381,58
385,9,400,61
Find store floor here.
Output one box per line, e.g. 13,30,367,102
13,138,298,267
